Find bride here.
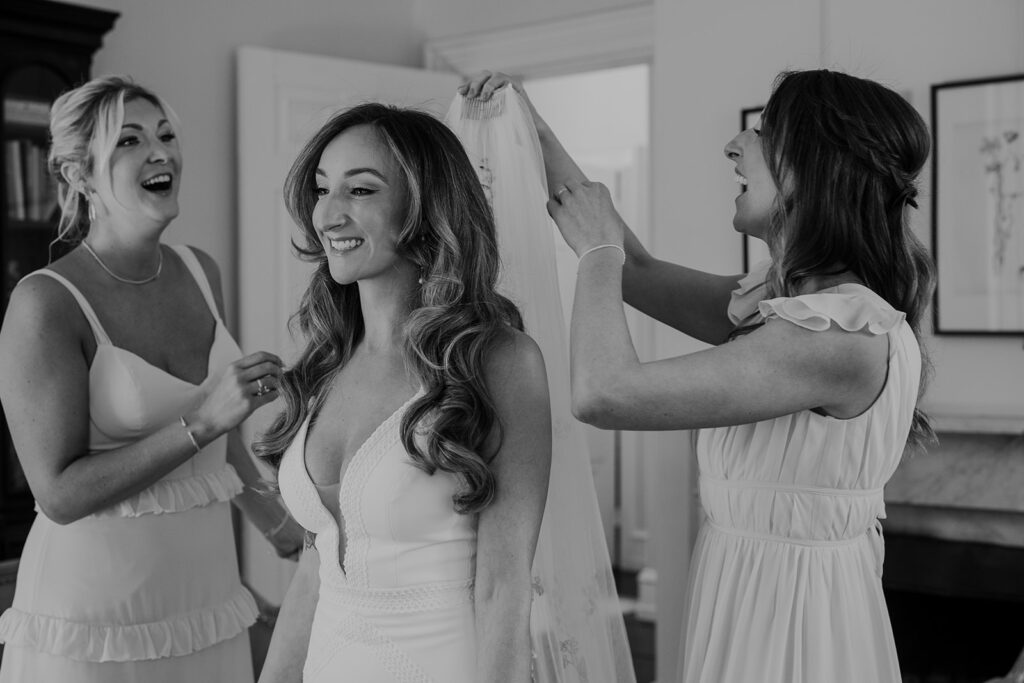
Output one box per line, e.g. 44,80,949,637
256,88,634,682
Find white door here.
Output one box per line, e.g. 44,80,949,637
236,46,460,602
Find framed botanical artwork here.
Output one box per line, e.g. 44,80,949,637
739,106,770,272
932,73,1024,335
740,105,763,133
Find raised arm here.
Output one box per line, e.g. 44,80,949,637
0,275,281,524
473,330,552,683
460,72,742,345
547,181,889,431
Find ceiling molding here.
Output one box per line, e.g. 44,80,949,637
424,4,654,79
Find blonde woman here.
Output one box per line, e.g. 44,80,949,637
0,76,303,682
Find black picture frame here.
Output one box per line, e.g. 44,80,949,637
931,73,1024,336
739,106,769,272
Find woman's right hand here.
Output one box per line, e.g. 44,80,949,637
458,70,521,100
458,71,548,134
188,351,283,443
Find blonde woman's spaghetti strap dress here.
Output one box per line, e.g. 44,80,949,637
0,245,257,683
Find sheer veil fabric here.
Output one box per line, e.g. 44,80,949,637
445,87,637,683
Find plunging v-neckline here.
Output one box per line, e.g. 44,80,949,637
299,389,423,579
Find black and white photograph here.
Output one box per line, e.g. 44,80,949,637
0,2,1023,683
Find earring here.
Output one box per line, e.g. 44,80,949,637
87,198,96,223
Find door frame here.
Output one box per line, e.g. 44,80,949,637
427,4,657,567
423,0,684,627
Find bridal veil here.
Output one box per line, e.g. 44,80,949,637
445,86,637,683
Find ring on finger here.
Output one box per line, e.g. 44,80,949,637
554,186,570,198
255,377,271,397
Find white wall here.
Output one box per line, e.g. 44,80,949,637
527,65,649,154
414,0,647,42
67,0,423,331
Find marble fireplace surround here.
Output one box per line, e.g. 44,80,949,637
884,428,1024,548
881,423,1024,677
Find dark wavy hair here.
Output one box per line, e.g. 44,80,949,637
758,69,935,449
253,103,523,514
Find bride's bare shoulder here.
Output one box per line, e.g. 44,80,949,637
484,327,547,392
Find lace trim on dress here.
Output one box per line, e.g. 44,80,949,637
303,606,433,683
0,583,257,663
727,259,772,327
89,465,244,518
758,288,905,335
319,577,474,613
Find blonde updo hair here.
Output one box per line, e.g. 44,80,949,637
48,75,180,245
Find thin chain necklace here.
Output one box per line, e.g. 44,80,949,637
81,240,163,285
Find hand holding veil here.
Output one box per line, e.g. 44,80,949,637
445,86,637,683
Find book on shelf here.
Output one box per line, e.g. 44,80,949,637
5,139,56,222
4,99,50,127
4,141,24,220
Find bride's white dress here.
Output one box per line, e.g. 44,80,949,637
277,389,477,682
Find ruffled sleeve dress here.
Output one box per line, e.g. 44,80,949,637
0,245,257,683
680,261,917,683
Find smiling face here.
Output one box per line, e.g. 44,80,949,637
312,124,414,286
724,116,779,240
92,97,181,230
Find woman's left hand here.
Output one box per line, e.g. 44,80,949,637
546,180,627,257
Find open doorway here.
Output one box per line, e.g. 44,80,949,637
526,63,656,683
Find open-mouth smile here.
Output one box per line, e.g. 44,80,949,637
327,237,365,254
141,173,173,193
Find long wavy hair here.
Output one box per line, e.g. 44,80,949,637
47,75,180,248
253,103,523,514
757,69,935,449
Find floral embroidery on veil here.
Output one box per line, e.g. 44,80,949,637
473,156,494,204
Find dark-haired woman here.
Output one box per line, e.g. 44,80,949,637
462,69,934,683
254,104,551,683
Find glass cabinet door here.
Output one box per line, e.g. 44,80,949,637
3,65,69,303
1,65,70,554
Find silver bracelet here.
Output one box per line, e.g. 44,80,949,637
578,243,626,265
264,510,292,540
178,416,201,454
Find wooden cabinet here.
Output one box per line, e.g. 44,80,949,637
0,0,117,558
